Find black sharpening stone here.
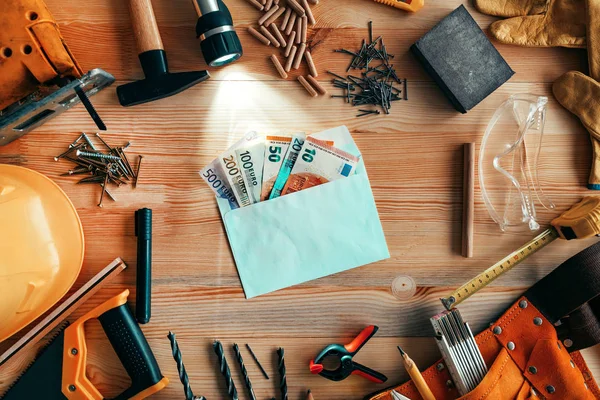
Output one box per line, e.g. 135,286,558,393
410,5,515,113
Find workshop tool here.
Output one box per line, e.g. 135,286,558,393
430,309,486,395
332,21,406,116
191,0,243,67
246,344,270,379
233,344,256,400
463,143,474,257
0,0,114,145
117,0,210,107
441,196,600,310
309,325,388,383
0,258,126,366
391,390,411,400
0,164,84,343
479,94,553,231
168,331,207,400
2,290,169,399
277,347,288,400
398,346,436,400
135,208,153,324
214,340,238,400
307,390,314,400
372,0,424,12
57,133,138,207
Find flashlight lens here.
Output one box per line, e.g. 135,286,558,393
210,52,241,67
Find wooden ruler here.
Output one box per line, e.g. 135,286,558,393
441,228,559,310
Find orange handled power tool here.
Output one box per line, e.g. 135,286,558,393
2,290,168,400
309,325,388,383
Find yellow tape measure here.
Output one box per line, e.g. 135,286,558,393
441,197,600,310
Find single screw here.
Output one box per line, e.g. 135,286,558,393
101,184,117,202
95,132,113,151
98,173,109,207
76,150,121,162
81,133,97,151
69,134,84,148
55,143,83,161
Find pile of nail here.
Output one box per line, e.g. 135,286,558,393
55,133,142,207
330,21,408,117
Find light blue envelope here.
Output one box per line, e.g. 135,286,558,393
216,126,390,298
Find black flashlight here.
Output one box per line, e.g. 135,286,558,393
192,0,243,67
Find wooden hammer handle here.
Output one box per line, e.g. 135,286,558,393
128,0,164,54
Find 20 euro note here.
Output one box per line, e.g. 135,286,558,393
235,140,265,204
199,158,239,209
269,132,306,200
261,134,292,201
282,137,360,195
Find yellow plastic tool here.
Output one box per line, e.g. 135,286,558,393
441,197,600,310
0,164,84,342
372,0,424,13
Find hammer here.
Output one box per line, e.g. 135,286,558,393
117,0,210,106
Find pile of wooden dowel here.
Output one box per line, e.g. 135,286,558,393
245,0,327,97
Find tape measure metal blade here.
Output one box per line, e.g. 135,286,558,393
441,228,559,310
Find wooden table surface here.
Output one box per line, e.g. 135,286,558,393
2,0,600,399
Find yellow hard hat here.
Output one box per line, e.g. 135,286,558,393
0,165,84,343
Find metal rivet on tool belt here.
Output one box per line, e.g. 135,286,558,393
546,385,555,394
528,366,538,374
570,360,576,368
446,380,454,388
493,326,502,335
437,363,445,371
564,339,574,348
557,341,562,350
519,300,528,308
533,317,543,326
69,385,76,392
71,348,78,355
507,341,515,351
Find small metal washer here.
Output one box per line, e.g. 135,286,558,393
564,338,574,348
493,326,502,335
507,341,515,351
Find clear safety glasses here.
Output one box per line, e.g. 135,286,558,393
479,94,554,232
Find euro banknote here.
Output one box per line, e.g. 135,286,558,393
235,140,265,204
261,135,292,201
199,158,239,209
281,137,360,195
269,132,306,200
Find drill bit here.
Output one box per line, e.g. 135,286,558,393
277,347,288,400
245,344,269,379
233,344,256,400
213,340,238,400
167,332,206,400
74,85,107,131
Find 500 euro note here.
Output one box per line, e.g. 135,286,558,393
282,137,360,195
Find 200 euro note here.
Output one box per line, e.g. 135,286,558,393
200,131,259,208
235,139,265,204
261,134,292,201
269,132,306,200
282,137,360,195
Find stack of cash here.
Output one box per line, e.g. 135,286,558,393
200,131,360,209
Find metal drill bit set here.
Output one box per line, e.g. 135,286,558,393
330,21,408,117
168,333,293,400
55,132,143,207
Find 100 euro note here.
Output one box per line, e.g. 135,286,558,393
282,137,360,195
261,134,292,201
269,132,306,200
200,131,259,208
235,139,265,204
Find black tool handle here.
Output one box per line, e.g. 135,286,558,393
98,302,165,399
135,208,152,324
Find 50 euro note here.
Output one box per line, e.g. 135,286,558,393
235,139,265,204
260,134,292,201
200,131,259,208
281,137,360,195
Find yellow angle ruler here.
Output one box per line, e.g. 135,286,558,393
441,197,600,310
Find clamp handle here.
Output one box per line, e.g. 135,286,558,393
62,290,168,399
344,325,378,355
351,361,388,383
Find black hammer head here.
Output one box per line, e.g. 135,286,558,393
117,50,210,107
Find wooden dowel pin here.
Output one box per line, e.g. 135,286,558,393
285,46,297,72
264,6,286,27
305,51,317,77
270,24,287,47
248,26,270,46
301,0,316,25
298,76,318,97
271,54,288,79
285,31,296,57
306,75,326,95
295,16,302,44
260,25,280,47
293,43,306,69
285,12,297,35
286,0,306,16
259,5,279,25
301,15,308,43
265,0,273,11
462,142,475,258
281,8,292,31
245,0,264,11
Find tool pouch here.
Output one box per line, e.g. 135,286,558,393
0,0,83,111
367,241,600,400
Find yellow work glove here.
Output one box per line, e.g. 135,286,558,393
473,0,586,48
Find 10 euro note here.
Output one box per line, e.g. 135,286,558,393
269,132,306,200
199,158,239,209
235,139,265,204
282,137,360,195
261,134,292,201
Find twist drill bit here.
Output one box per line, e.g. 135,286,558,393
233,344,256,400
277,347,288,400
213,340,238,400
245,344,269,379
167,332,206,400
